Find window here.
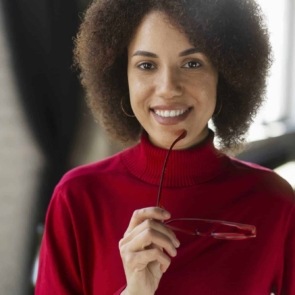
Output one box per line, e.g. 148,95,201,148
248,0,294,141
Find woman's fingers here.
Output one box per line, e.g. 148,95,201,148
124,207,171,237
125,227,178,257
121,247,172,273
122,218,180,250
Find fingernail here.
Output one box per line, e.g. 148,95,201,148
174,240,180,247
162,210,171,218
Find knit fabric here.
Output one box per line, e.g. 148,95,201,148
35,129,295,295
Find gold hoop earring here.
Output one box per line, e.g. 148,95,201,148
121,96,135,118
213,101,222,117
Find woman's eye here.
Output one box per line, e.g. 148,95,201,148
183,61,201,68
138,63,155,70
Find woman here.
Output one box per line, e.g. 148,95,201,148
35,0,295,294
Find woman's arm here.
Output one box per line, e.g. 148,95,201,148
35,185,130,295
35,186,83,295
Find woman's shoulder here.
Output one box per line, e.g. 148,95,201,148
227,156,272,173
227,156,294,202
55,149,129,193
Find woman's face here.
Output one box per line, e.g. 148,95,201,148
127,11,218,150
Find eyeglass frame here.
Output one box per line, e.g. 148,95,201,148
156,130,257,240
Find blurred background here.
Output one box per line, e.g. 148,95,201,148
0,0,294,294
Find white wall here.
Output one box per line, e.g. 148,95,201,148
0,2,44,294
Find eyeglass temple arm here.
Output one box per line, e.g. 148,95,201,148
166,217,257,235
156,130,187,208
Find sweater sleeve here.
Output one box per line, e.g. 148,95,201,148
35,185,83,295
281,204,295,294
35,185,129,295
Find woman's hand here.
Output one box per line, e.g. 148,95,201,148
119,207,181,295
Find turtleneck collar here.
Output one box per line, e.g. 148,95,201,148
121,128,229,187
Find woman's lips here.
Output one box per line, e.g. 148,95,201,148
151,108,192,125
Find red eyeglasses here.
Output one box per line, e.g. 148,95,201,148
157,130,257,240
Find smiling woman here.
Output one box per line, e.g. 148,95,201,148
72,0,273,154
127,11,218,149
35,1,295,295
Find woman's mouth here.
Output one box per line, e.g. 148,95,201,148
150,107,193,125
153,108,191,117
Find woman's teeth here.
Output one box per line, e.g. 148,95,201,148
154,109,190,118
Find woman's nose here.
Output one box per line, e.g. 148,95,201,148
155,68,183,99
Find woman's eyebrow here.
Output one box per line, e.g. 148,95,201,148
179,48,202,57
132,51,158,58
132,48,202,58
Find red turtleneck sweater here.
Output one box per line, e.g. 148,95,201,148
35,129,295,295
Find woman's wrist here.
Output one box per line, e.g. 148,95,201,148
121,289,135,295
121,289,132,295
121,287,154,295
121,287,131,295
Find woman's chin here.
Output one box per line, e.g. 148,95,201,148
147,132,188,150
147,126,208,150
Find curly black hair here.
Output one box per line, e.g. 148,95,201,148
73,0,273,154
